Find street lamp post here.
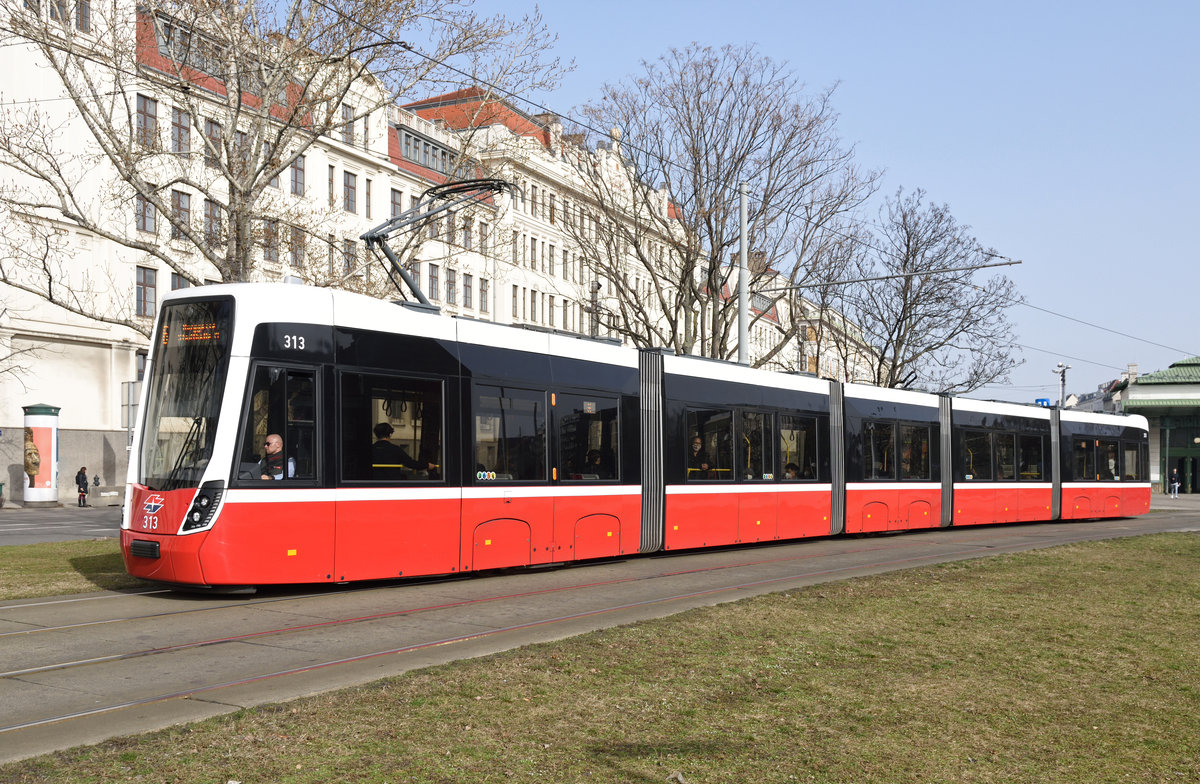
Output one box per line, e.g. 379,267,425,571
1053,362,1071,407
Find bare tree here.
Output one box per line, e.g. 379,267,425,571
564,43,877,363
845,188,1022,393
0,0,563,335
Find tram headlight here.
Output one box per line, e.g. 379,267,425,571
182,480,224,532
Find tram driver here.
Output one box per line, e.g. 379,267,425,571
259,434,295,480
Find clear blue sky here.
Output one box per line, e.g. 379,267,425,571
467,0,1199,402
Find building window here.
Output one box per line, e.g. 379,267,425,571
446,268,456,305
76,0,90,32
290,226,306,269
291,155,305,196
341,104,354,144
549,194,556,224
512,285,518,319
136,266,156,317
549,244,556,276
530,290,538,323
203,118,221,168
463,274,473,309
462,218,472,251
171,107,189,156
479,278,489,314
328,165,335,207
530,185,538,216
342,239,356,274
511,231,519,265
170,190,189,240
135,190,156,233
343,171,356,213
136,94,158,148
428,264,440,301
264,219,279,263
203,199,222,247
403,133,411,160
480,222,489,255
549,295,555,327
170,272,190,290
365,178,372,219
391,188,403,219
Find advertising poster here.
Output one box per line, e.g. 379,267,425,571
22,406,60,504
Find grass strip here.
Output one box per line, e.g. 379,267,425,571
0,539,146,600
3,533,1198,783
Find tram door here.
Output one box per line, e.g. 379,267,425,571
552,392,626,561
465,384,551,571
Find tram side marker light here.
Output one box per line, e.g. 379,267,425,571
288,549,297,556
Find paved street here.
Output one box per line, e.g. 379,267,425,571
0,504,122,546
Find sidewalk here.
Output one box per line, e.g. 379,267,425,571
1149,490,1200,513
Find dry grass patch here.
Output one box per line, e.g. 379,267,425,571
0,539,147,600
3,533,1199,783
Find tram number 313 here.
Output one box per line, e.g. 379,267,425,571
141,514,159,530
283,334,306,350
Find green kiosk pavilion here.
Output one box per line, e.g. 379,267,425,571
1122,356,1200,494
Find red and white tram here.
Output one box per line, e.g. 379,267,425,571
121,284,1151,589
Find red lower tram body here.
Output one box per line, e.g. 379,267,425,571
123,478,1152,587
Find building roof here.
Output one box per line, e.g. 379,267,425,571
403,88,550,145
1131,356,1200,385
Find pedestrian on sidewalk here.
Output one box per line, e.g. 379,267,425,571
1169,468,1181,499
75,466,89,507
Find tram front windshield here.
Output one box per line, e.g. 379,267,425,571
138,298,233,491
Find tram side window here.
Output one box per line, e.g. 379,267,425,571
1073,439,1096,481
687,408,733,481
1122,442,1144,481
238,365,316,482
899,424,930,480
994,433,1016,480
474,385,546,482
1019,435,1044,480
779,414,817,480
963,430,992,480
864,421,895,480
1099,439,1120,480
339,372,442,482
558,393,619,481
741,411,773,480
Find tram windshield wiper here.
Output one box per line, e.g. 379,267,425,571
162,416,204,491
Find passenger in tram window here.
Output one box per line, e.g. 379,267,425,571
688,436,711,478
371,422,436,480
783,462,800,480
585,448,614,480
1105,446,1118,480
259,434,295,480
